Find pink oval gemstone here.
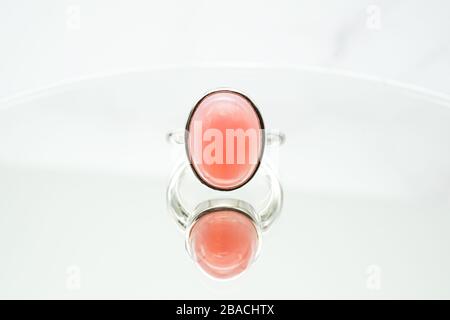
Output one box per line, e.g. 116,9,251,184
189,210,258,279
186,90,264,190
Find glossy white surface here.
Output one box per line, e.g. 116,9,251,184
0,68,449,298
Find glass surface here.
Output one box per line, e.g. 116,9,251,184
1,67,450,298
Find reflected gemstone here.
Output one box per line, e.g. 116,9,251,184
189,210,258,279
186,90,264,190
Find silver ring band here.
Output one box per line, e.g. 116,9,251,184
166,162,283,232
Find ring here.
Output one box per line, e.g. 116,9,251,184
166,88,285,279
166,162,283,279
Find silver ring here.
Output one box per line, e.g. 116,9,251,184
166,88,285,279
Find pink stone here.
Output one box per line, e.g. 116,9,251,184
187,90,264,190
189,210,259,279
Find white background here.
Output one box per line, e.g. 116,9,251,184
1,0,450,100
